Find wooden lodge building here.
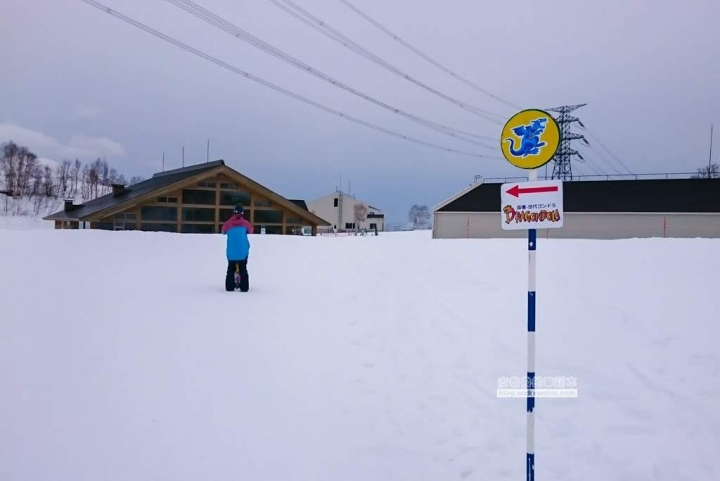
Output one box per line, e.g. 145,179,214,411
44,160,331,235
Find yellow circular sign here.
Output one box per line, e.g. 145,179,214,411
500,109,561,170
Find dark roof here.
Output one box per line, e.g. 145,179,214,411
44,160,224,221
437,178,720,213
152,160,224,178
288,199,308,211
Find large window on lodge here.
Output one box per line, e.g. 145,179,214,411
219,185,252,223
219,209,237,222
254,209,283,224
261,225,283,235
219,189,251,207
182,207,215,222
141,206,177,221
182,189,216,205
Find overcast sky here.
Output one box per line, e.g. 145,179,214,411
2,0,718,223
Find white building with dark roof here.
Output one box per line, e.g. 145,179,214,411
432,176,720,239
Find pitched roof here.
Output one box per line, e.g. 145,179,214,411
435,178,720,213
152,160,224,178
433,180,484,212
288,199,308,211
44,160,224,221
43,159,331,226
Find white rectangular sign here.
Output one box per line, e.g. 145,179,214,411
500,179,564,230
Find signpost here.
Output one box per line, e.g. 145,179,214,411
499,109,563,481
500,180,564,231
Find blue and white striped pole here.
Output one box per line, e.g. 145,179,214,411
526,168,537,481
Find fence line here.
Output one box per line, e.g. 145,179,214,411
475,172,702,184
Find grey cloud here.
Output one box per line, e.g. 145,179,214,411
0,123,126,160
1,0,718,223
72,105,102,120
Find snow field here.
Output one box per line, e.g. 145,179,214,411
0,229,718,480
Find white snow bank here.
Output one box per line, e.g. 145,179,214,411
0,214,55,230
0,229,718,480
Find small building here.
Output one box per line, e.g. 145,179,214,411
432,177,720,239
43,160,331,235
307,190,385,232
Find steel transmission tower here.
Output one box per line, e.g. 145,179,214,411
546,104,589,180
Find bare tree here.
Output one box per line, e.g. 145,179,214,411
87,158,101,199
692,163,719,179
408,204,431,230
1,141,38,196
71,159,81,197
0,141,21,193
80,164,90,200
42,165,55,197
108,167,118,185
99,158,110,195
56,160,71,197
353,203,368,228
20,154,39,197
29,164,43,197
0,139,145,215
129,175,144,185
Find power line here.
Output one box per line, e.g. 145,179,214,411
336,0,521,112
266,0,505,125
161,0,496,148
582,152,609,176
584,144,624,176
331,3,634,176
571,161,593,177
580,127,634,175
80,0,500,160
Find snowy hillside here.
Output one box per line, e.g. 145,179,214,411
0,229,718,480
1,140,142,219
0,157,64,218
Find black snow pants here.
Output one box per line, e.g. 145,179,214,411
226,258,249,292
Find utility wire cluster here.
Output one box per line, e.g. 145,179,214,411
79,0,632,173
162,0,495,149
80,0,493,159
266,0,506,123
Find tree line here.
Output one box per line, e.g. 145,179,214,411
692,163,719,179
0,140,143,215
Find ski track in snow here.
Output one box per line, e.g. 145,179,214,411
0,231,719,480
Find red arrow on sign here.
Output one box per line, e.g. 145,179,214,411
506,185,559,198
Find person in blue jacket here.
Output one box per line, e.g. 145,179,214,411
221,204,254,291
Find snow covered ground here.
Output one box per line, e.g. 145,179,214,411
0,227,718,480
0,214,56,230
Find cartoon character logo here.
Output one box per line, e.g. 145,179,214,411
504,117,548,158
499,109,561,170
